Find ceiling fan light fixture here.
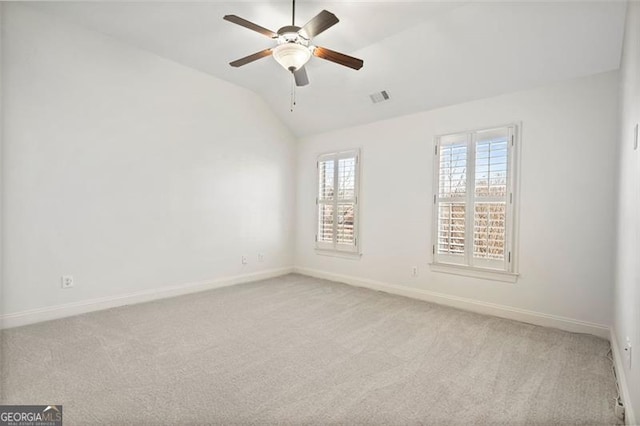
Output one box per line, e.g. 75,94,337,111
272,43,311,72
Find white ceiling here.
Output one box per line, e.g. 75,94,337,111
27,1,627,137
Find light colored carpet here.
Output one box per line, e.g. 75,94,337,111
1,274,618,425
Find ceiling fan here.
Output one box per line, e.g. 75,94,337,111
223,0,364,87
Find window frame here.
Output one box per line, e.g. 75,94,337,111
430,124,519,282
315,149,361,256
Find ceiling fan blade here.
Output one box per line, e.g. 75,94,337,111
229,49,273,67
300,10,339,39
293,67,309,87
223,15,278,38
313,46,364,70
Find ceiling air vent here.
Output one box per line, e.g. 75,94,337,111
370,90,390,104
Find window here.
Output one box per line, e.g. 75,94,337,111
316,150,360,254
432,125,518,280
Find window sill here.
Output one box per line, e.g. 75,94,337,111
315,249,362,260
429,263,518,283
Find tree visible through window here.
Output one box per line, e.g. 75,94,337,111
433,126,517,272
317,150,359,253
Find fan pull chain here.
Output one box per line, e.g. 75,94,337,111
290,73,297,112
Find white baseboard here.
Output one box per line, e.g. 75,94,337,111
3,265,612,341
293,267,610,339
0,267,293,329
610,329,637,425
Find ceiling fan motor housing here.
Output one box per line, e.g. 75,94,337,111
277,26,309,45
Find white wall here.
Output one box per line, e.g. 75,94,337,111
296,71,619,331
1,4,296,320
613,1,640,422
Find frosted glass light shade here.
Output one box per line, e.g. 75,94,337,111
272,43,311,72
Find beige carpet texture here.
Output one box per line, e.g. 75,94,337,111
1,274,619,425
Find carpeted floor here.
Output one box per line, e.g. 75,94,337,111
1,274,619,425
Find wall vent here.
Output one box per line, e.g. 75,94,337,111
370,90,390,104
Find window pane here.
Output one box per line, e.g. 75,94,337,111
438,203,465,255
473,202,506,260
318,204,334,242
318,160,334,200
475,130,508,198
439,142,467,198
336,203,355,245
337,157,356,200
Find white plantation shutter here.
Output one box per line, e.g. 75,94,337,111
436,134,468,264
438,203,466,257
316,150,360,252
473,128,509,269
317,159,334,243
433,125,517,273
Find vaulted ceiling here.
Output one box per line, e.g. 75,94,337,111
27,1,627,137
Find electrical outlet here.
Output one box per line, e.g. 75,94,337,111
241,256,248,265
61,275,74,289
258,253,264,262
411,266,418,277
625,337,632,369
